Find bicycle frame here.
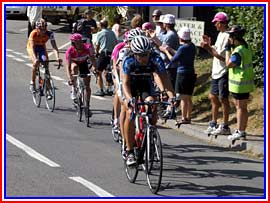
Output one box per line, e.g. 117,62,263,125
72,73,94,127
32,60,60,112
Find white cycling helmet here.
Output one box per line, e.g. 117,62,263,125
127,28,145,42
131,35,151,54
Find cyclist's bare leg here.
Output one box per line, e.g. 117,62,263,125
83,76,91,107
113,94,121,124
119,100,126,142
96,70,104,91
71,63,78,89
123,107,135,151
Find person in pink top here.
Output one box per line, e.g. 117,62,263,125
66,33,96,112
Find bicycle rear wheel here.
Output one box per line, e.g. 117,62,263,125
83,95,90,127
44,76,55,112
32,71,41,107
145,126,163,194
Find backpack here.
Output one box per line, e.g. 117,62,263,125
72,19,84,34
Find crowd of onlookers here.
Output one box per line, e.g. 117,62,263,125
26,6,255,142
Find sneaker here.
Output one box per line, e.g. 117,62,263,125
46,94,52,100
29,83,35,93
70,90,76,100
211,124,231,135
228,130,246,141
204,126,216,134
93,90,105,97
126,151,136,166
204,121,217,134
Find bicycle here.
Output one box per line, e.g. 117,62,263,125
124,99,172,194
32,60,61,112
72,72,95,127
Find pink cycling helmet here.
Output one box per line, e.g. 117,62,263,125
70,33,83,42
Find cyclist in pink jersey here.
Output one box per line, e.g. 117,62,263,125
66,33,96,110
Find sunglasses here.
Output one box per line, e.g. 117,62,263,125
136,52,149,57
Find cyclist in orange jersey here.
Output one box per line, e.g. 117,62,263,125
27,18,62,93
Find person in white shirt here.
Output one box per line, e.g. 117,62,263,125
201,12,231,136
27,6,43,37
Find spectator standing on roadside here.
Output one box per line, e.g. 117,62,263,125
160,14,179,89
151,9,163,36
112,14,126,43
27,6,43,37
76,9,97,44
160,27,197,123
201,12,231,136
130,14,143,29
225,25,254,141
94,19,118,96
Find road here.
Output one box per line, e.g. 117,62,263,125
4,19,265,199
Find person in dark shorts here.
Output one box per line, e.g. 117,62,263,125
225,25,254,141
94,19,118,96
201,12,231,135
160,27,196,123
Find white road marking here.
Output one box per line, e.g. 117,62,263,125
69,176,114,197
14,58,25,62
6,134,61,168
91,95,109,101
6,54,15,58
6,49,13,52
13,51,24,55
19,28,28,32
51,75,64,81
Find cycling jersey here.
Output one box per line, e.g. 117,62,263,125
27,29,55,50
122,52,166,75
111,42,126,61
65,43,95,64
122,52,166,98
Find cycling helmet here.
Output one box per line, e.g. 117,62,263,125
36,18,47,29
226,25,246,39
70,33,83,42
127,28,145,42
131,35,151,54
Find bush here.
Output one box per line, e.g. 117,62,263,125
218,6,264,87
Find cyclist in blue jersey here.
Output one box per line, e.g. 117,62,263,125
122,35,175,166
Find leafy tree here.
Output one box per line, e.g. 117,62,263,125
218,6,265,87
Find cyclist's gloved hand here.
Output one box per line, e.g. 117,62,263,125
128,97,136,108
68,76,73,86
160,90,168,101
34,58,40,67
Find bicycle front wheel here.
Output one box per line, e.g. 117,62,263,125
32,71,41,107
76,90,83,122
44,76,55,112
145,126,163,194
124,159,139,183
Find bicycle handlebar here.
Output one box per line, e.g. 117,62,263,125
40,60,62,70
